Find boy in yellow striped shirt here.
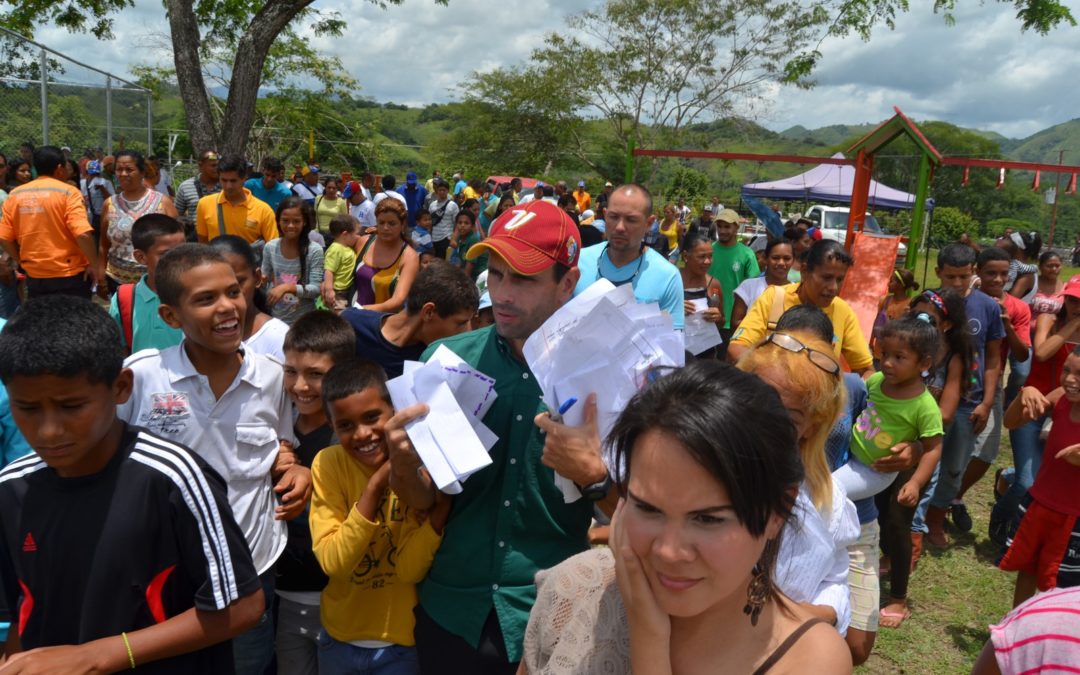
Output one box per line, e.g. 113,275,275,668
310,359,449,673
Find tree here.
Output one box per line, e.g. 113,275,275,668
928,206,980,246
0,0,422,156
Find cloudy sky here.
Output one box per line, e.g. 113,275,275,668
28,0,1080,140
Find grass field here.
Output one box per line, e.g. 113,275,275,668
860,445,1013,674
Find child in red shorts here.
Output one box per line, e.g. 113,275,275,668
1000,344,1080,607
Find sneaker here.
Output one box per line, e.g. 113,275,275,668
950,502,973,533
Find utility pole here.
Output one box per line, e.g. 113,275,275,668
1049,149,1064,249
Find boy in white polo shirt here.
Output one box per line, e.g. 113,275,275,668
117,243,311,675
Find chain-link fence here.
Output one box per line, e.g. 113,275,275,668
0,27,152,158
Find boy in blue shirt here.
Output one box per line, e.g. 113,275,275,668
108,214,186,353
916,243,1003,547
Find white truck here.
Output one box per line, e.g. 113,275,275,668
804,205,907,261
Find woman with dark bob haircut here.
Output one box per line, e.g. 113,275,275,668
520,361,853,674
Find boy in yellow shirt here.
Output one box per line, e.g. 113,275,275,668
310,359,449,672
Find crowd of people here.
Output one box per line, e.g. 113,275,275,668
0,143,1075,674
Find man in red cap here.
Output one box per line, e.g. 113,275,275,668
344,180,375,230
384,201,612,674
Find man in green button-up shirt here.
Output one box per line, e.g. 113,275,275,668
385,201,615,673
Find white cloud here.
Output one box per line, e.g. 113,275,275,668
17,0,1080,139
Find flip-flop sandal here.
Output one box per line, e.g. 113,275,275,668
879,607,911,629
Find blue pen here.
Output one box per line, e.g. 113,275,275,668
549,397,578,424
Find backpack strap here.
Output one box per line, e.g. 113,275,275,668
765,285,786,332
118,283,136,352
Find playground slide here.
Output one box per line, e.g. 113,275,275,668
839,231,900,345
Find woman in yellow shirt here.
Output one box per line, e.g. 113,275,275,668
658,203,681,257
728,239,874,375
310,361,450,672
315,177,349,238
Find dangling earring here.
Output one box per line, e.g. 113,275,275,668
743,563,769,627
921,369,930,378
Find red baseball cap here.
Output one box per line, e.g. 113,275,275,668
467,201,581,275
1063,277,1080,300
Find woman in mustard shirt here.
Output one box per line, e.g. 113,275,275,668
728,240,874,375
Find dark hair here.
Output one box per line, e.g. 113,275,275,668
381,175,396,190
455,209,477,227
0,296,125,386
208,236,270,314
405,262,480,317
556,194,574,209
283,311,356,365
114,149,146,173
879,315,940,363
416,209,432,223
910,288,973,397
804,239,853,271
765,239,794,257
608,361,802,594
783,226,810,244
462,198,479,212
1040,250,1062,266
275,196,315,284
131,213,185,251
262,156,283,172
775,304,834,344
217,155,247,176
680,229,712,254
328,214,358,237
542,185,555,197
6,157,29,186
496,194,515,214
433,178,449,190
892,267,919,292
65,159,80,181
322,358,391,409
156,244,230,307
323,176,339,189
32,145,65,177
1020,231,1042,260
977,245,1011,268
937,243,977,270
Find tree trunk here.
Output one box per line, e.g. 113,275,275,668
164,0,219,155
219,0,315,157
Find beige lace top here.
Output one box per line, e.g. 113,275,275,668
522,548,632,674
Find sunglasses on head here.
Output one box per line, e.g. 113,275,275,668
765,332,841,377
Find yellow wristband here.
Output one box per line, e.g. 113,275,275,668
121,631,135,669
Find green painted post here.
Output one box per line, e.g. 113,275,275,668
625,139,635,184
906,153,931,271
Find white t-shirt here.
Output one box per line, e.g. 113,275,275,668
82,176,115,216
733,276,770,309
118,344,294,575
350,199,377,229
244,317,290,362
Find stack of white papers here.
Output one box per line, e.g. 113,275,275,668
386,345,499,494
523,280,686,501
684,298,724,355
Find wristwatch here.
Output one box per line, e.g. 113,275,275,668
576,472,612,501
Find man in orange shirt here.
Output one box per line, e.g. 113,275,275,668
194,155,279,246
0,146,102,299
572,180,591,213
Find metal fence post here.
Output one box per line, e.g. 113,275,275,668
106,76,112,151
40,48,48,145
147,92,153,153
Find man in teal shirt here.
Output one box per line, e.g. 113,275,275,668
384,201,613,674
108,214,186,353
709,208,759,357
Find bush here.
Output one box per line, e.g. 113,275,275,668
928,207,980,247
985,217,1038,239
